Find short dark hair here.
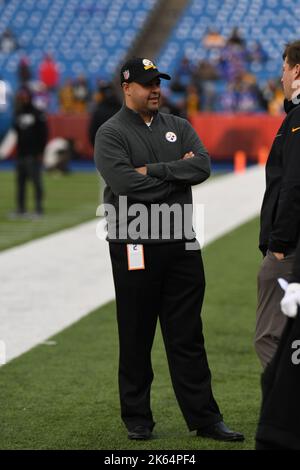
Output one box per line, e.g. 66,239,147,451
283,41,300,67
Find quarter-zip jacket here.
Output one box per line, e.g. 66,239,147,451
259,98,300,256
94,105,210,243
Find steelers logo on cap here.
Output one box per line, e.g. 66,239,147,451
143,59,156,70
165,131,177,142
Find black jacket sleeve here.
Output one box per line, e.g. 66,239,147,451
145,120,211,185
94,126,181,203
269,111,300,254
291,237,300,282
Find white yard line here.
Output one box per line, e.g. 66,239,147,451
0,165,265,363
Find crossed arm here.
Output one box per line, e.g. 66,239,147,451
94,120,210,203
136,120,210,185
136,150,195,174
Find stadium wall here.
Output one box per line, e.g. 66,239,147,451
47,113,283,160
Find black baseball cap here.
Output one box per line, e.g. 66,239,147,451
120,57,171,85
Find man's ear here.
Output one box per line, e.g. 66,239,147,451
122,83,131,96
294,63,300,79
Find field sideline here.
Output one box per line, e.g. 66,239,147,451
0,217,262,450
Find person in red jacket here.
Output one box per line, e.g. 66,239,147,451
39,53,59,91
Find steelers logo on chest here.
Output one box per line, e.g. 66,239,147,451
165,131,177,142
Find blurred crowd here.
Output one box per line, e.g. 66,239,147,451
170,27,284,115
0,25,285,217
0,25,285,121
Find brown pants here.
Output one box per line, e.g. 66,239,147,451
255,250,295,368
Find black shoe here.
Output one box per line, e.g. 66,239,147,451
128,425,152,441
197,421,244,442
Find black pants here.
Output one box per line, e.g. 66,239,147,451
255,440,287,450
16,157,43,213
255,314,300,450
109,242,222,432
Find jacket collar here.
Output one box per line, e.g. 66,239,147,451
284,94,300,114
120,104,158,125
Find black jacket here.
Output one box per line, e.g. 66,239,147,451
94,105,210,243
291,236,300,282
13,104,48,158
256,315,300,450
259,98,300,256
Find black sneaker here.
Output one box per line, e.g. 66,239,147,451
128,425,152,440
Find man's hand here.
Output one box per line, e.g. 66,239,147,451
280,282,300,318
182,151,195,160
272,252,284,260
135,166,147,175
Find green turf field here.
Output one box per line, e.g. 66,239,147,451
0,217,262,450
0,170,224,253
0,171,100,252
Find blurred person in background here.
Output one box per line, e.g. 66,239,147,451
39,53,59,91
174,57,195,89
17,56,32,87
186,83,200,115
10,88,48,218
0,28,19,53
249,41,267,64
39,53,59,113
227,27,245,48
59,78,75,113
255,41,300,368
72,75,90,113
261,79,284,115
89,81,121,146
203,28,225,49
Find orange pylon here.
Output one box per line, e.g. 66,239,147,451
234,150,246,173
258,147,268,166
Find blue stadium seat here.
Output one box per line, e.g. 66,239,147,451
157,0,298,87
0,0,158,87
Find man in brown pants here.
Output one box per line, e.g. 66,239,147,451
256,41,300,368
